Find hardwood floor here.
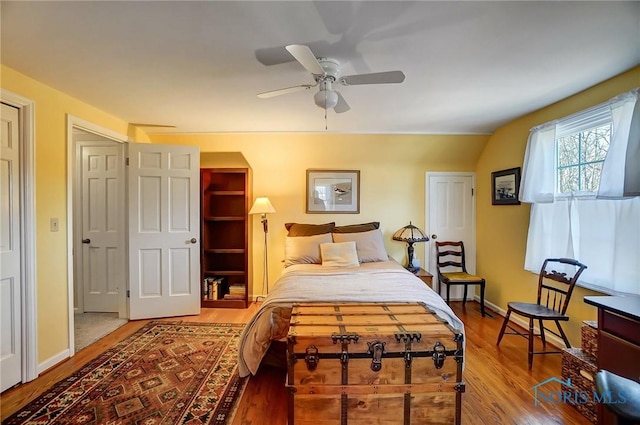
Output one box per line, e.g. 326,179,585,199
1,302,591,425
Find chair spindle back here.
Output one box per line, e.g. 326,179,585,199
536,258,588,314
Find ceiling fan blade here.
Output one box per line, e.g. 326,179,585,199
334,91,351,114
339,70,406,86
257,84,314,99
285,44,325,75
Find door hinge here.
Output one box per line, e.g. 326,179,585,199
125,157,129,166
471,188,474,196
127,290,130,298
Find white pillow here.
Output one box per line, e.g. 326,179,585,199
320,242,360,267
332,229,389,263
284,233,333,267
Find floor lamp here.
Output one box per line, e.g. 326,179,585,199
249,197,275,300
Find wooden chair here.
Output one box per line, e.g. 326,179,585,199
496,258,588,369
435,241,487,317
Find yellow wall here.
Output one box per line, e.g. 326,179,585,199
150,133,489,297
476,65,640,344
0,65,149,363
4,58,636,369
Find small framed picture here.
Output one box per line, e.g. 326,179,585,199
306,170,360,213
492,167,521,205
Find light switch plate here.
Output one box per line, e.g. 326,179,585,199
50,217,59,232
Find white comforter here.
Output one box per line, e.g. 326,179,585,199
238,260,465,377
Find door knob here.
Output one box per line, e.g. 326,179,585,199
82,238,91,244
190,238,198,244
431,234,437,240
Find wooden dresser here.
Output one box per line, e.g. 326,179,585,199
583,295,640,425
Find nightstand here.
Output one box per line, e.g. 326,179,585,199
414,268,433,285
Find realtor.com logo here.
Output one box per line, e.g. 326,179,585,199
531,376,628,407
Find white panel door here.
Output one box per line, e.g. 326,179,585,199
425,173,476,301
128,143,200,320
81,145,124,312
0,103,22,392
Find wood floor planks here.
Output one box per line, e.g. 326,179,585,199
1,302,591,425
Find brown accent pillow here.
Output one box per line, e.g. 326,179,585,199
333,222,380,234
285,222,335,237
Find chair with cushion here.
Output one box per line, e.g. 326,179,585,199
595,370,640,425
435,241,487,317
496,257,588,369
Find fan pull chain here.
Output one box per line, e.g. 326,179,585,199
324,90,328,130
325,108,328,130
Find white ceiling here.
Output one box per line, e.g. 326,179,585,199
2,1,639,134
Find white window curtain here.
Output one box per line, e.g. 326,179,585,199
598,89,640,198
520,88,640,295
519,124,557,203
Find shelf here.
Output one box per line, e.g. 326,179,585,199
204,248,245,254
203,270,246,276
202,299,247,309
203,216,245,221
206,190,245,196
200,168,249,309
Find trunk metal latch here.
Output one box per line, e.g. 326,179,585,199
305,345,319,371
432,341,446,369
367,341,386,372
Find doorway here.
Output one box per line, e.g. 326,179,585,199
67,118,202,352
424,172,477,301
68,118,128,354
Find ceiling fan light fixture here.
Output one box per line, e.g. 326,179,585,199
314,88,338,109
259,44,404,114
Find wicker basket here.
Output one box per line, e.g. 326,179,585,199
581,320,598,359
561,348,598,423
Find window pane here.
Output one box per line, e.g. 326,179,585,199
559,166,579,193
581,162,603,192
558,134,579,166
582,124,610,163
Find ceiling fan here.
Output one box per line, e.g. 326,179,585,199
258,44,406,113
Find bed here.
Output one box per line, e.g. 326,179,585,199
237,222,465,378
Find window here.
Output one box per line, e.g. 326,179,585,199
554,103,613,195
557,123,610,194
520,88,640,296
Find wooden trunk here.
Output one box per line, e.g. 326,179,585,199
286,302,464,425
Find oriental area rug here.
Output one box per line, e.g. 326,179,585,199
3,321,248,425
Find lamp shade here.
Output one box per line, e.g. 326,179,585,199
393,222,429,272
392,222,429,243
249,197,275,215
314,89,339,109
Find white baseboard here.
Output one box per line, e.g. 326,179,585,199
38,349,70,375
474,295,566,349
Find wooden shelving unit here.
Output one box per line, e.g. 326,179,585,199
200,168,248,308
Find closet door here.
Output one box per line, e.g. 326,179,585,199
0,103,22,391
128,143,201,319
425,172,476,301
